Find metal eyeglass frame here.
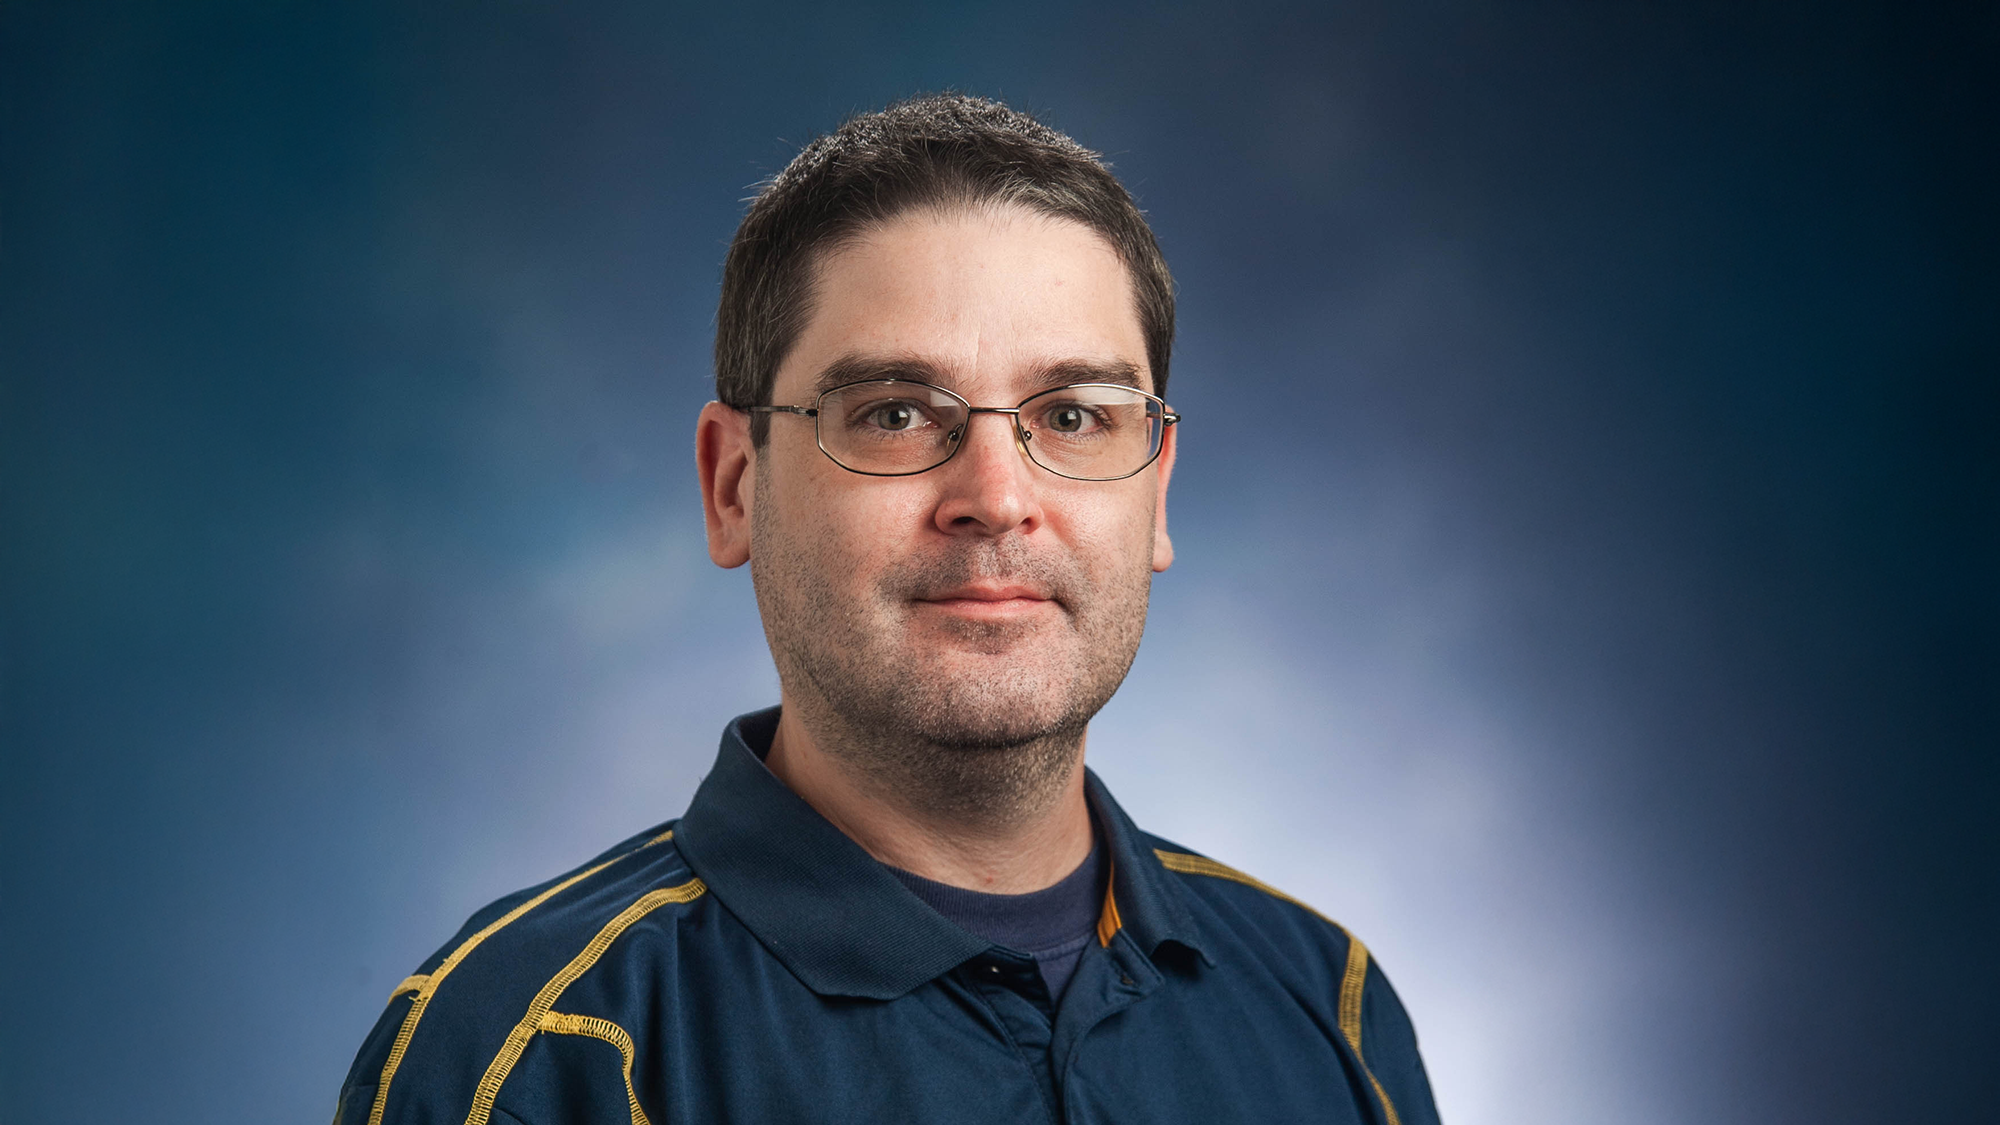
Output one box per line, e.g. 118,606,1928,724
747,378,1181,481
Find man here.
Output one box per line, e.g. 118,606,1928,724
337,94,1440,1125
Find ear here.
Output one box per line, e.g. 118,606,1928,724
1151,417,1177,573
697,401,755,568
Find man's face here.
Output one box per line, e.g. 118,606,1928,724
742,203,1174,752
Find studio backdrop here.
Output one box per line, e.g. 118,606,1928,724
2,3,1993,1124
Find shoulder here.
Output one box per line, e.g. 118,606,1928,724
1142,833,1366,1019
1142,832,1356,952
335,821,709,1125
1142,834,1441,1125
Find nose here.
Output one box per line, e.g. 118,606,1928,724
931,410,1043,538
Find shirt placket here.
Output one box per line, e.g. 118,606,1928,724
959,948,1063,1122
1049,932,1164,1125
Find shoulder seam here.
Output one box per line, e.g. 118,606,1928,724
366,828,678,1125
1152,848,1337,926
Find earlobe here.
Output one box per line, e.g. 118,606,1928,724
1151,421,1176,573
696,401,755,568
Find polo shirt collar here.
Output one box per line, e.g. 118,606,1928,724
674,708,1207,1000
1084,767,1207,964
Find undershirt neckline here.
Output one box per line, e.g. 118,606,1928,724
887,833,1106,1001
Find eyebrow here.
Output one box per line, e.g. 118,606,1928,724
806,354,954,398
804,354,1151,401
1026,359,1147,393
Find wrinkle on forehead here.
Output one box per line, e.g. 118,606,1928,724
970,319,983,397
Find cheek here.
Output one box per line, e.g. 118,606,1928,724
1051,489,1156,566
774,478,934,581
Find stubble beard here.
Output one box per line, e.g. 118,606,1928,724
750,472,1152,831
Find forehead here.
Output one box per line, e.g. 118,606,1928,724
776,204,1151,400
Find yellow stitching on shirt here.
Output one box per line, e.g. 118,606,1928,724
1096,859,1122,947
1368,1070,1404,1125
1339,937,1369,1057
1153,849,1336,923
389,974,428,999
1154,848,1402,1125
537,1011,652,1125
463,878,707,1125
366,831,673,1125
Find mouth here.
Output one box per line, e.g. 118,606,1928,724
913,582,1060,620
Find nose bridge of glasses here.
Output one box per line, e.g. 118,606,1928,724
948,405,1032,457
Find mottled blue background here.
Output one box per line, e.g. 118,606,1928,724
3,3,1994,1123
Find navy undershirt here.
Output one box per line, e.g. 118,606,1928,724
889,836,1107,1002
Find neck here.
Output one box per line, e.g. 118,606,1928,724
762,701,1094,894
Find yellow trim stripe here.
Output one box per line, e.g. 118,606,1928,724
367,830,675,1125
390,974,428,998
1339,935,1369,1057
1153,849,1333,923
1154,849,1402,1125
463,877,708,1125
537,1011,652,1125
1367,1071,1404,1125
1095,859,1123,947
1341,939,1403,1125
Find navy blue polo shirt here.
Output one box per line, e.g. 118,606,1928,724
336,709,1441,1125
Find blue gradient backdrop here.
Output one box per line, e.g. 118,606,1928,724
3,3,1994,1123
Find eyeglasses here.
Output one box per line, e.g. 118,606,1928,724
748,379,1180,481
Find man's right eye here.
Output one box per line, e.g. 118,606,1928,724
859,401,928,432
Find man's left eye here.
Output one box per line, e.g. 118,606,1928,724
1039,404,1102,434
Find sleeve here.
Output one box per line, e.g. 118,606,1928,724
331,990,415,1124
1361,957,1443,1125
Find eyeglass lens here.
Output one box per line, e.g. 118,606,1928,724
816,381,1165,480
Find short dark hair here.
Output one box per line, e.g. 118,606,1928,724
715,93,1176,443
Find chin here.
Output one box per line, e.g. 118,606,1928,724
893,672,1097,751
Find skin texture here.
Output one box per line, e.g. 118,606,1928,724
696,203,1175,892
